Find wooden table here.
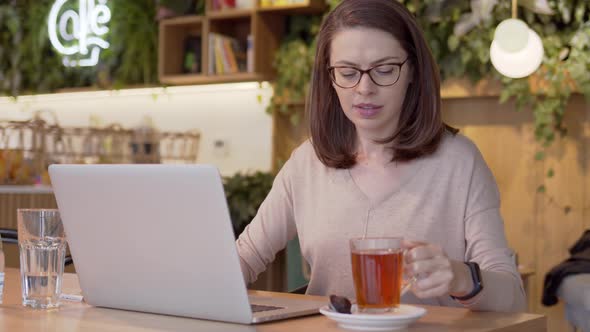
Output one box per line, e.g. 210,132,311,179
1,268,546,331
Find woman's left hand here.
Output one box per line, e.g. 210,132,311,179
403,240,473,299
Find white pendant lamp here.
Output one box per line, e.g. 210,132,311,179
490,0,544,78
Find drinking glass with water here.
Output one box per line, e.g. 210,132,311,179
17,209,66,309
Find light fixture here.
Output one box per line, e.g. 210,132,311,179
490,0,544,78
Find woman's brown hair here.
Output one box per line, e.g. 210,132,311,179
308,0,457,168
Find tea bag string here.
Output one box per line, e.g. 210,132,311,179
362,207,371,239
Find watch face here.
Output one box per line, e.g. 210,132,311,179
470,262,483,292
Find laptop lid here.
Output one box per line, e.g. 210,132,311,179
49,164,254,324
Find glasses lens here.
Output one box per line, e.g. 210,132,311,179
369,64,401,86
331,67,361,88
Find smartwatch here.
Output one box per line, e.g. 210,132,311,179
451,262,484,301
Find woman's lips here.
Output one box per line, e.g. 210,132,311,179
353,104,383,118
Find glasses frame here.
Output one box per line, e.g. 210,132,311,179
328,58,409,89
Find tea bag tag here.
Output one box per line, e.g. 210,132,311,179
60,293,84,302
401,275,418,296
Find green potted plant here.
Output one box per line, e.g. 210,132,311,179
223,171,274,237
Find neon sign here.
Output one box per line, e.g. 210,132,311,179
48,0,111,67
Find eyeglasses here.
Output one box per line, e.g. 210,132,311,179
328,58,409,89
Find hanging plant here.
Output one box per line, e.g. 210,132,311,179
102,0,159,87
498,5,590,148
268,0,590,156
267,16,321,125
0,4,22,96
223,171,274,237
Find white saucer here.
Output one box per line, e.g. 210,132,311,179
319,304,426,331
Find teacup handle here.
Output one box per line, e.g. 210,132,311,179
401,275,417,296
401,248,417,296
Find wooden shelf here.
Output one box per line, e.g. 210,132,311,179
160,72,269,85
158,15,205,80
158,1,327,86
439,76,579,99
159,15,203,25
440,78,502,99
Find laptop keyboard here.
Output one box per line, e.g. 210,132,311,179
251,304,285,313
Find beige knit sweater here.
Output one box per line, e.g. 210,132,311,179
236,132,526,312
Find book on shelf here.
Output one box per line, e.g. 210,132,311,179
259,0,308,8
212,0,254,10
246,35,254,73
182,35,202,74
208,33,251,75
212,0,236,10
235,0,254,9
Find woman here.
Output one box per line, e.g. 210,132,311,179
236,0,526,312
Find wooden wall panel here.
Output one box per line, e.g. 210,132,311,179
536,95,587,332
442,97,541,313
271,103,307,172
272,95,589,332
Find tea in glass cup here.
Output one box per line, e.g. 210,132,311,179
350,237,414,313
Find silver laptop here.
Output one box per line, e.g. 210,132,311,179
48,164,323,324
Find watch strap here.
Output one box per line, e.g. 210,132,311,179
450,262,483,301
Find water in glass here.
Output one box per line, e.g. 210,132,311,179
19,237,66,309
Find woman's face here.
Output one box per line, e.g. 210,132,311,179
329,27,412,140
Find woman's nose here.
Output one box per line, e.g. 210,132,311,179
355,73,377,95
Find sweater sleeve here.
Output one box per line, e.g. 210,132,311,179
235,157,298,284
457,146,527,312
